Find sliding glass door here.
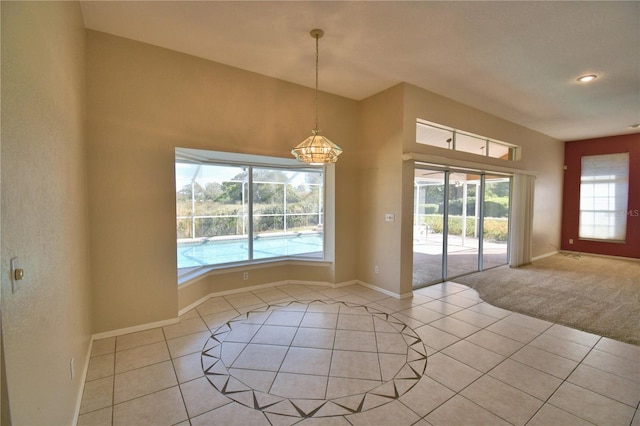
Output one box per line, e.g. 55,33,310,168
413,167,511,288
446,173,480,278
413,170,445,285
483,175,510,269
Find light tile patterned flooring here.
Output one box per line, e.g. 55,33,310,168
78,282,640,426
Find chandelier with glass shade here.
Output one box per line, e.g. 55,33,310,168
291,29,342,165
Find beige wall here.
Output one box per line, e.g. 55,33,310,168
356,83,564,296
402,83,564,261
357,85,406,294
0,6,568,422
1,2,92,424
86,31,360,328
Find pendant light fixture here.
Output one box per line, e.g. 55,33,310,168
292,29,343,165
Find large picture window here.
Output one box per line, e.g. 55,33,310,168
579,152,629,241
176,149,325,273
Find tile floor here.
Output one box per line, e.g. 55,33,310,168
78,282,640,426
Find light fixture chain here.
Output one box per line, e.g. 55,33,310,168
315,32,319,131
291,28,342,165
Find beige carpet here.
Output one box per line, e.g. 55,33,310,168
453,253,640,345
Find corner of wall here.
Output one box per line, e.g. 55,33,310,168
356,85,405,294
1,2,93,424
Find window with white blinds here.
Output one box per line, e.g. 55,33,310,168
579,152,629,241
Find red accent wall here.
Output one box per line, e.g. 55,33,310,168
561,133,640,258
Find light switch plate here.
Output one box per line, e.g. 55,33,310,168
10,257,19,293
385,213,395,222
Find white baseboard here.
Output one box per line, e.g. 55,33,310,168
559,250,640,262
92,317,180,341
72,337,94,426
334,280,359,288
355,281,403,299
179,294,215,317
76,317,182,424
398,291,415,300
178,280,290,316
179,279,365,315
531,249,640,263
286,280,333,288
532,250,558,262
94,279,401,342
76,278,401,425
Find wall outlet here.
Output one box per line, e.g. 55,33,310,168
70,358,75,381
243,272,249,280
374,265,379,274
569,239,574,244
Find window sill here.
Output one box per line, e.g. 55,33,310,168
177,257,333,287
578,237,626,244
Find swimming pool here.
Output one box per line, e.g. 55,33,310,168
177,232,323,268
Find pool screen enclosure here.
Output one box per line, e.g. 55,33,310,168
413,166,511,287
175,149,325,272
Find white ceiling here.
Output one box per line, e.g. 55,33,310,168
80,1,640,142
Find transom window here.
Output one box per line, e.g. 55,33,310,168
416,119,520,161
175,148,325,275
579,152,629,241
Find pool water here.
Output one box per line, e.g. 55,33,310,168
177,232,323,268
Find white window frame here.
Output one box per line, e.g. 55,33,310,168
416,119,521,161
175,148,333,282
578,152,629,242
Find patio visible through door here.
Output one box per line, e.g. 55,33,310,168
413,166,511,288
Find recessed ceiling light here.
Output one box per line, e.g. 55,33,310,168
630,123,640,129
577,74,598,83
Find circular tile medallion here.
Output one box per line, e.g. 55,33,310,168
201,300,428,419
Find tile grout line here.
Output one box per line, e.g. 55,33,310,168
87,283,637,425
323,295,340,402
110,329,183,410
267,297,307,398
419,288,519,419
411,286,631,426
553,338,640,410
251,290,283,425
631,401,640,426
370,302,386,401
384,291,491,422
200,293,266,422
414,301,542,423
110,337,116,426
176,305,210,422
522,335,604,426
468,335,562,425
200,291,419,419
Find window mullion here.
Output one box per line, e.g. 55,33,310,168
248,167,254,260
478,174,485,271
442,171,450,279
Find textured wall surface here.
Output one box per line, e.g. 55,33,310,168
1,2,92,424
